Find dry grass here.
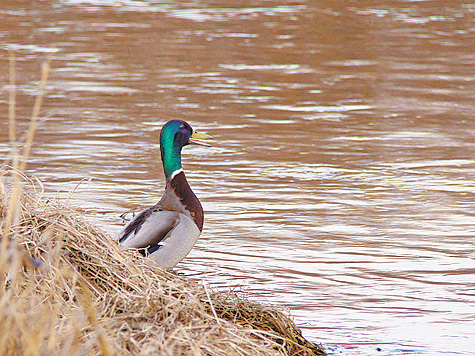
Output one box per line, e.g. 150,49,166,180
0,170,325,356
0,53,325,355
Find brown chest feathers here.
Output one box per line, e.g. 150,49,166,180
158,170,204,231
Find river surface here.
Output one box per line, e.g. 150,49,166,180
1,1,474,355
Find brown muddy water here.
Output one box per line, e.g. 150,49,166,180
1,1,474,355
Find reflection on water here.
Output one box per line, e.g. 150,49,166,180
1,1,474,355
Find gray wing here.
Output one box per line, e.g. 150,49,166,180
114,205,180,249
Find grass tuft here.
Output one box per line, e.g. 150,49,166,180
0,174,325,355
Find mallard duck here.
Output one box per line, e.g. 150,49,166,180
114,119,212,270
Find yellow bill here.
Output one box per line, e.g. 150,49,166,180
189,130,213,147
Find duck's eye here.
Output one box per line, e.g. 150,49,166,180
179,124,185,130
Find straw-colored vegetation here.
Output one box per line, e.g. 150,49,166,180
0,53,325,355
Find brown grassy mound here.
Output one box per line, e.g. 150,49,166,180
0,170,325,356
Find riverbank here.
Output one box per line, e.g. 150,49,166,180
0,171,325,355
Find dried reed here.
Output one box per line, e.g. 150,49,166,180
0,172,325,355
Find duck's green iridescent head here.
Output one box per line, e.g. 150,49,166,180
159,119,212,179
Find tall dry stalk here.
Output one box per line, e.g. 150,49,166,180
19,56,51,173
2,52,51,235
1,51,51,286
8,49,16,145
